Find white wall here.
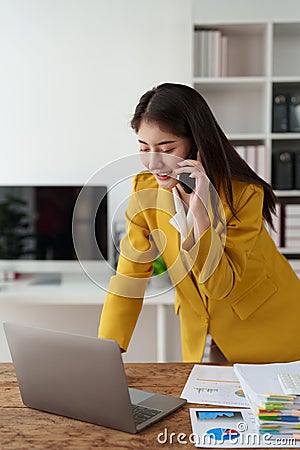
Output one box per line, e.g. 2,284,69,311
0,0,192,186
0,0,193,263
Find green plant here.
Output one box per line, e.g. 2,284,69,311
152,255,167,275
0,194,33,259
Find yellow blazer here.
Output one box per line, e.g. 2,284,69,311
99,172,300,363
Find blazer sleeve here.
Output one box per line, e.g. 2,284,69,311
181,183,265,299
98,176,155,351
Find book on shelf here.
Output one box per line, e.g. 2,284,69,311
267,203,300,252
267,204,281,247
220,35,228,77
208,30,221,78
194,29,209,77
200,30,209,77
284,204,300,249
246,145,257,172
194,28,227,77
234,144,268,181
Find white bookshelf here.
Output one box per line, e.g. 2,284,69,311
192,20,300,258
275,190,300,197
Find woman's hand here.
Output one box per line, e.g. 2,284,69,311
175,157,210,240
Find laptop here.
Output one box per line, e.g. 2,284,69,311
3,322,186,434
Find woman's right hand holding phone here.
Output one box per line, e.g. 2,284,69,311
175,154,210,240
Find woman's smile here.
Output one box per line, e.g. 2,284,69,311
138,119,191,190
153,171,174,180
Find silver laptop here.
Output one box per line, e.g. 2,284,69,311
3,322,186,434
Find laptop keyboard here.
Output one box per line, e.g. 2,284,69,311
131,404,162,426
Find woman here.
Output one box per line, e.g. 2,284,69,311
99,83,300,363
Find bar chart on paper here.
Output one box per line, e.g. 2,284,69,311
181,365,249,408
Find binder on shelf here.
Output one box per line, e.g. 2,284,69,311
272,93,289,132
272,149,294,190
295,149,300,190
289,94,300,132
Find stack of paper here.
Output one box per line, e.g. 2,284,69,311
234,360,300,438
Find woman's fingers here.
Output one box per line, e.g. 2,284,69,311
177,159,201,167
174,165,206,177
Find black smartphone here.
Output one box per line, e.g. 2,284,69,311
178,146,198,194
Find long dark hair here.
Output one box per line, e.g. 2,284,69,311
131,82,276,228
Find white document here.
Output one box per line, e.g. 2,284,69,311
189,408,300,448
234,360,300,396
180,365,249,407
234,360,300,411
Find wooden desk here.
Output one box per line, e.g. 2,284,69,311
1,363,295,450
1,362,195,449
